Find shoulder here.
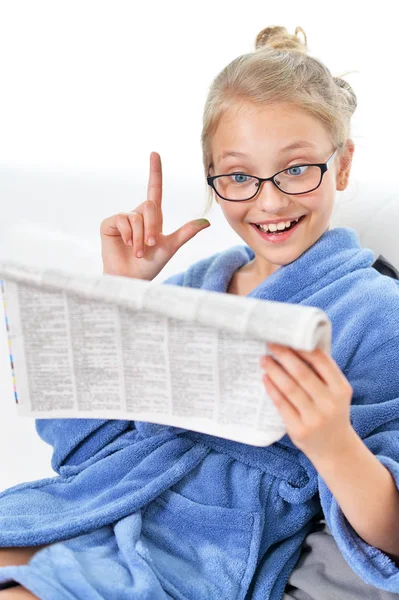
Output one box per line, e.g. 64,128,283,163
161,250,222,288
353,266,399,326
161,245,251,289
341,266,399,366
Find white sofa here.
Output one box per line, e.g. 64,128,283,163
0,164,398,490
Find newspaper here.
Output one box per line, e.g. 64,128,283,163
0,259,332,447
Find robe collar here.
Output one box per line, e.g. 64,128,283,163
202,227,375,304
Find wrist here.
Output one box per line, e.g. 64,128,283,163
305,426,360,473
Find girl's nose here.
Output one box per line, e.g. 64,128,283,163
254,179,290,212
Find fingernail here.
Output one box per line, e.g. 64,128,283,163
194,218,210,227
147,237,156,246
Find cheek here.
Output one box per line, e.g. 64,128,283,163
221,205,246,224
301,191,334,217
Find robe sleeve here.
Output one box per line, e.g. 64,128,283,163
317,334,399,593
161,271,185,286
35,418,135,476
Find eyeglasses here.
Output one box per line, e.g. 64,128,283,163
207,148,339,202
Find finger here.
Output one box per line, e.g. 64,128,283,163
112,213,134,245
295,348,349,394
264,356,313,415
147,152,163,216
166,219,210,254
264,374,301,433
128,211,144,257
143,200,158,246
266,346,329,395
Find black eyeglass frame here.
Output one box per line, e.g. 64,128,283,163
206,148,339,201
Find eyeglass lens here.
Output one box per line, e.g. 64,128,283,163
213,165,322,200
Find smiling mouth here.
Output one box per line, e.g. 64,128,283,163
253,215,306,234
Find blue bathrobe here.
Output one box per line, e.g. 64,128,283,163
0,226,399,599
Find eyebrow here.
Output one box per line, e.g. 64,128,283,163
218,141,319,162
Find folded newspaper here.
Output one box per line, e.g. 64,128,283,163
0,259,332,447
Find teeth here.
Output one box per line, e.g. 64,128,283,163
257,217,300,233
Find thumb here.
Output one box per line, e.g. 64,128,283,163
168,218,211,253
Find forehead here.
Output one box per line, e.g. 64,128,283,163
211,102,329,161
218,140,319,162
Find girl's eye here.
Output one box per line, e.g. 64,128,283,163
231,173,249,183
286,165,309,176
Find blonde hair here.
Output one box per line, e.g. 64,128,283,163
201,25,357,215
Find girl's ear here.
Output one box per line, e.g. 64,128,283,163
336,139,355,191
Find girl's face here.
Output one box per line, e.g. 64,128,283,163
209,101,354,279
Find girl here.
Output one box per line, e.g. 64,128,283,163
0,25,399,600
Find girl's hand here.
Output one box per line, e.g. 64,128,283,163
260,343,354,460
100,152,210,280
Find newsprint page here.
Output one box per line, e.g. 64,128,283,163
0,260,331,447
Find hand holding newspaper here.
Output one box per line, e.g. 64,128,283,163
0,259,332,447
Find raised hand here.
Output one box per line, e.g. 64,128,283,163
100,152,210,280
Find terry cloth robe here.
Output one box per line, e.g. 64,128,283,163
0,226,399,600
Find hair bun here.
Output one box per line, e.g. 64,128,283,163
255,26,308,53
333,76,358,114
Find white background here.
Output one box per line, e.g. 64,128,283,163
0,0,397,490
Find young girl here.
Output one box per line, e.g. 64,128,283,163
0,25,399,600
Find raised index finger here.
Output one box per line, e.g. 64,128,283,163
147,151,163,208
